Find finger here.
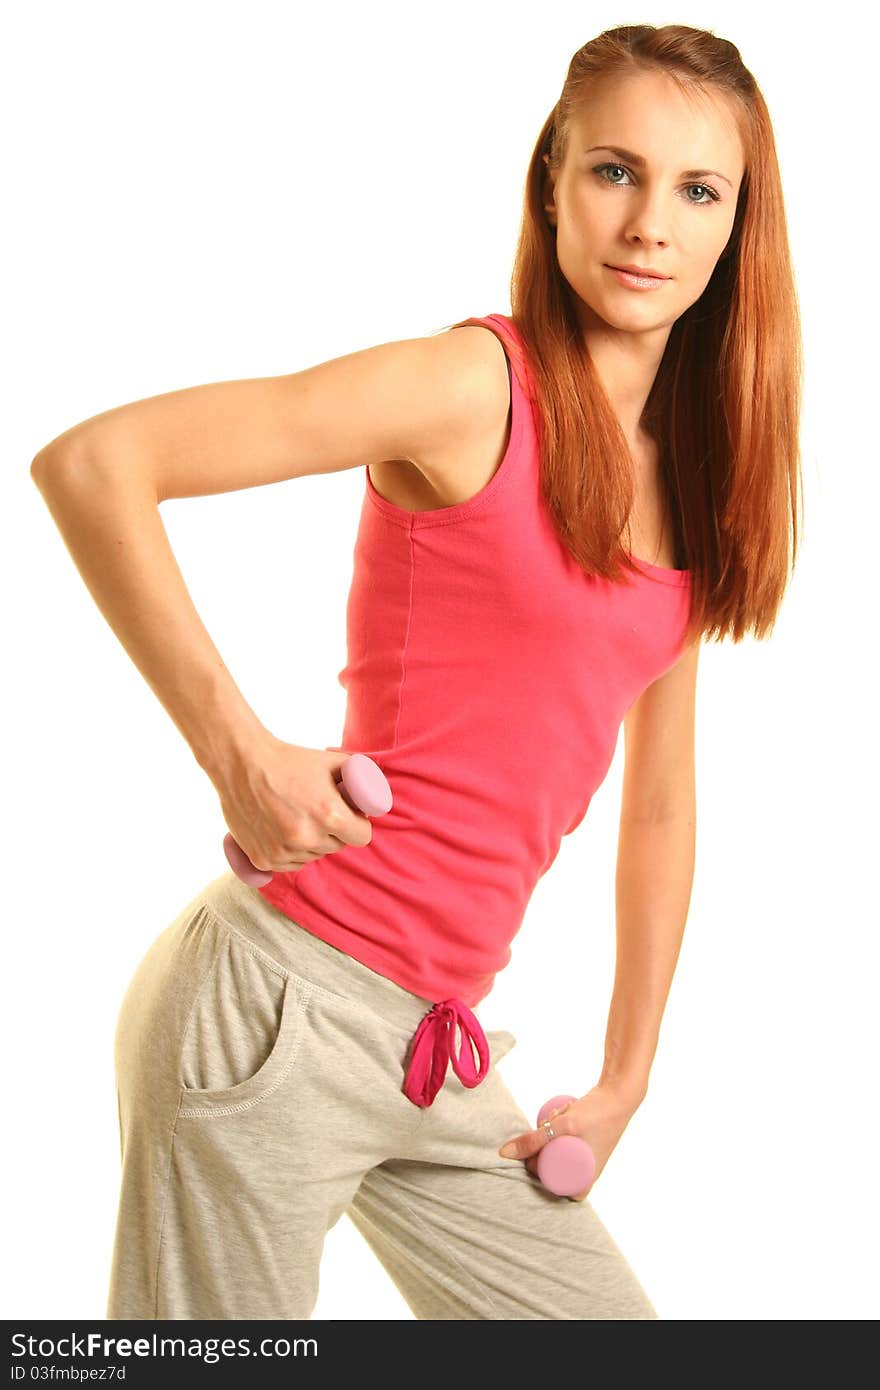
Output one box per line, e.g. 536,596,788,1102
499,1098,574,1160
498,1124,554,1160
498,1136,525,1159
325,803,373,849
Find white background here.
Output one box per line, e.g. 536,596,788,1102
5,0,878,1321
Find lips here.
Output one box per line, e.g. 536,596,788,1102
607,264,670,280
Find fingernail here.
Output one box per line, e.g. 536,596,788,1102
499,1143,515,1158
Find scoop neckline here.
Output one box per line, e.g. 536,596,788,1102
493,315,691,587
624,550,691,585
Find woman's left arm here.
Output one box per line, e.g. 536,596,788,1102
498,641,700,1192
600,805,696,1106
600,638,700,1104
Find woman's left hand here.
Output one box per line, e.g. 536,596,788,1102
497,1081,643,1200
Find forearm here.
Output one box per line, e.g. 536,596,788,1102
599,808,696,1104
31,445,267,780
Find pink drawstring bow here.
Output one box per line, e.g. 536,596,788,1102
402,998,490,1107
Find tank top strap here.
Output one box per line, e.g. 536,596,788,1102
438,312,540,518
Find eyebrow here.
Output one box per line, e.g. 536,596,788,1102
585,145,733,189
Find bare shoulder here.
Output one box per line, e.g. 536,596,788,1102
395,322,513,508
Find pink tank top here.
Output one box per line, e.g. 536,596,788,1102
258,313,691,1104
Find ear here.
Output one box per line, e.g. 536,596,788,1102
541,154,558,228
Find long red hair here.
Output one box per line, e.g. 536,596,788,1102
443,23,803,646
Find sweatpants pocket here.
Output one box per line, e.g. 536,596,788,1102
176,913,310,1117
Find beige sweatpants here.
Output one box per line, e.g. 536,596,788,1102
107,870,658,1320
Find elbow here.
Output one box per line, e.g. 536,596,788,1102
620,789,696,827
31,442,69,483
31,448,57,488
31,437,92,490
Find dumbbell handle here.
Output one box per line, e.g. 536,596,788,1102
223,753,393,888
535,1094,597,1198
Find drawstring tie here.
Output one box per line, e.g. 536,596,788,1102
402,998,490,1108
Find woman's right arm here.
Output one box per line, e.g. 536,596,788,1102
30,455,267,782
29,328,505,786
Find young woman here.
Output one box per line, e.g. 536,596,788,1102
31,23,802,1320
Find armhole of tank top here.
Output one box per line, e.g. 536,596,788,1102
364,313,527,529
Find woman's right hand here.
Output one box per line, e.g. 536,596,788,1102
213,733,374,874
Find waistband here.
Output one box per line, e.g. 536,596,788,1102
198,870,489,1108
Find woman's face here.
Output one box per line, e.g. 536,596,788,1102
543,71,746,335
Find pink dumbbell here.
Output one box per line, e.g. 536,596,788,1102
535,1094,597,1197
223,752,393,888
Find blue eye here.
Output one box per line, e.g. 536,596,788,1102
593,162,720,206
